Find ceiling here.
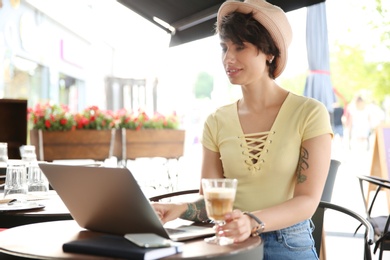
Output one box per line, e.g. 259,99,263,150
117,0,326,47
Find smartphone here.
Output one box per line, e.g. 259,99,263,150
124,233,174,248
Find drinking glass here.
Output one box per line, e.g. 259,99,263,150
27,163,49,194
202,178,238,246
4,162,28,202
20,145,37,163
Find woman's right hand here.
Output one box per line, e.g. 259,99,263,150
151,202,188,224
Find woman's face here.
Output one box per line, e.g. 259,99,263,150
220,39,269,86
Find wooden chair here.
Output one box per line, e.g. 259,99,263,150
356,175,390,259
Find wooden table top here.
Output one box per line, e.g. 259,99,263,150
0,220,263,259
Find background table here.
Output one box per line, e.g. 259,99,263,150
0,190,72,228
0,220,263,259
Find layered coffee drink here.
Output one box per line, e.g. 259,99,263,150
202,178,237,245
204,187,236,221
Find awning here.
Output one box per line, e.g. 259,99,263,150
117,0,326,47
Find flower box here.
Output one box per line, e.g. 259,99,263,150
117,129,185,160
30,129,118,161
29,129,185,161
27,103,185,161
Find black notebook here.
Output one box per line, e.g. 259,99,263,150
63,234,182,260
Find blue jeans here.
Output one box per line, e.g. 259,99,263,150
260,219,319,260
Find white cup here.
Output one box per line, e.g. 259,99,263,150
4,162,28,201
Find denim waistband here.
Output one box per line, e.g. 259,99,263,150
260,219,314,240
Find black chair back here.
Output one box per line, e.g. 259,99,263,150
321,159,341,202
312,201,374,260
357,175,390,259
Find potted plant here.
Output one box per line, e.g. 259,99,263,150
28,103,76,131
115,109,185,159
28,104,185,161
29,104,116,161
74,106,115,130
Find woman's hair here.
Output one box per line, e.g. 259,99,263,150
217,12,280,79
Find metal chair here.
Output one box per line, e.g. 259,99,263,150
149,189,200,202
356,175,390,259
321,159,341,202
149,159,344,258
312,201,374,260
150,190,374,259
149,159,341,203
316,159,341,259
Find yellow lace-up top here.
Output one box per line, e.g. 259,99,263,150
201,93,333,212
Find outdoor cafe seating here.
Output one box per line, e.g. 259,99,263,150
357,175,390,260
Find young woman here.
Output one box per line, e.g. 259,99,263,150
152,0,333,258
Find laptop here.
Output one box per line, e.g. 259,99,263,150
38,163,214,241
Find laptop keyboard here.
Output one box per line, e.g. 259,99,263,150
166,228,186,234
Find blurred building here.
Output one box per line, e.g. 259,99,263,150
0,0,166,113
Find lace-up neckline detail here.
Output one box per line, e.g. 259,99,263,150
240,131,275,171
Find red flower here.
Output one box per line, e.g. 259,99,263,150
45,120,51,128
76,117,89,129
60,118,67,125
29,103,179,131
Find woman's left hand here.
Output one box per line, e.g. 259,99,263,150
217,209,253,243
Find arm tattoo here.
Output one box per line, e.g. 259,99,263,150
179,198,209,222
296,146,309,183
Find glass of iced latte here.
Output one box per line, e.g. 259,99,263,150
202,178,237,246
